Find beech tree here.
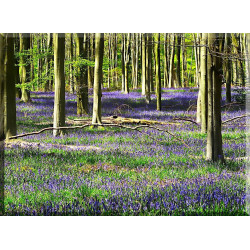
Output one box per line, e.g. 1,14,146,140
206,33,224,162
154,33,161,111
92,33,104,125
75,33,88,115
0,34,4,216
19,33,31,102
53,33,65,137
4,34,16,139
168,33,175,88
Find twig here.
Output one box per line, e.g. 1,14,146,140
222,115,247,124
7,123,190,148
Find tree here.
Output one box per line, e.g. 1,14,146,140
199,33,208,132
154,33,161,111
4,34,17,139
223,33,231,102
19,33,31,102
92,33,104,125
53,33,65,137
206,33,224,162
75,33,88,115
163,34,169,88
124,33,131,94
141,33,147,95
168,33,175,88
176,34,181,87
0,34,3,216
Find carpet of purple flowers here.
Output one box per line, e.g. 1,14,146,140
4,87,247,215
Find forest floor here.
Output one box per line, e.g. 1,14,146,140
4,87,248,215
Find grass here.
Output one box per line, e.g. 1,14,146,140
4,87,248,215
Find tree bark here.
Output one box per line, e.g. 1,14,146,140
206,33,224,162
141,33,147,95
53,33,65,137
164,33,169,88
225,33,232,102
154,33,161,111
168,33,175,88
176,34,181,87
92,33,104,125
19,33,31,102
75,33,88,115
199,33,208,132
124,33,131,94
4,34,17,139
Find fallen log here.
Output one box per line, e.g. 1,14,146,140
7,123,190,148
67,116,180,126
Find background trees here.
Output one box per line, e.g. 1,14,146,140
1,33,248,162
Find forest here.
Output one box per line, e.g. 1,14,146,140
0,33,249,216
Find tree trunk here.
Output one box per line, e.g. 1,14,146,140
141,33,147,95
75,33,88,115
121,34,125,93
181,34,187,87
154,33,161,111
4,34,17,139
44,33,52,92
124,33,130,94
92,33,104,125
199,33,208,132
225,33,232,102
53,33,65,137
176,34,181,87
206,33,224,162
148,33,153,92
0,33,4,216
168,33,175,88
19,33,31,102
164,33,169,88
145,34,151,103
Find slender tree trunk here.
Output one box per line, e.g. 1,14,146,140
92,33,104,125
148,33,153,92
75,33,88,115
225,33,232,102
154,33,161,111
4,34,17,139
44,33,52,91
20,33,31,102
121,34,125,92
141,33,147,95
131,33,136,89
181,34,187,87
53,33,65,137
145,34,151,103
168,33,175,88
67,33,74,93
0,33,4,216
199,33,208,132
176,34,181,87
124,33,131,94
164,33,169,88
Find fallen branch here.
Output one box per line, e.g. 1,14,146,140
171,117,200,126
8,123,190,148
222,114,247,124
67,116,180,126
221,102,244,108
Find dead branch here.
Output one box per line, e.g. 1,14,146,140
171,117,200,126
222,115,247,124
67,116,180,126
7,122,190,148
221,102,245,108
